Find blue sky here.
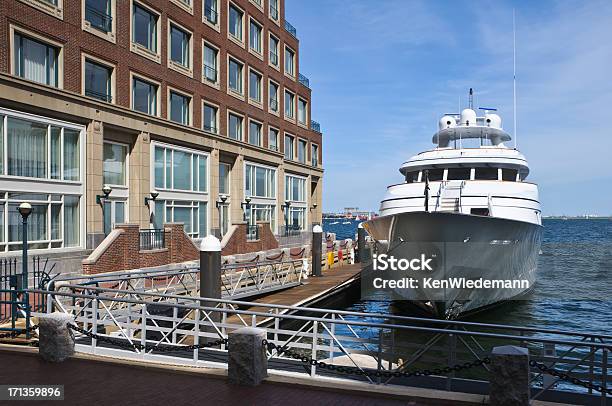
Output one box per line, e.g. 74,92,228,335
286,0,612,216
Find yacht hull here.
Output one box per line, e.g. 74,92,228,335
363,211,541,318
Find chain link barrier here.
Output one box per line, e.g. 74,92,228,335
0,324,38,340
67,324,228,352
262,339,490,379
529,359,611,395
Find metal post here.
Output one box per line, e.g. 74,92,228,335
312,225,322,277
357,223,366,264
18,202,32,339
199,235,222,343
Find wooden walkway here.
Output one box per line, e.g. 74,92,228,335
226,263,362,325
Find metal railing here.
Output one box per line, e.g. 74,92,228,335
298,73,310,88
203,64,218,82
85,88,112,103
269,51,279,66
269,98,278,111
283,223,302,237
203,124,217,134
85,6,113,33
311,120,321,133
284,20,297,38
33,286,611,404
204,5,218,25
139,229,166,251
246,224,259,241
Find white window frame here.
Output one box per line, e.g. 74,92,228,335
248,17,264,59
82,0,116,43
227,54,245,99
284,89,295,122
297,97,308,127
247,118,263,147
284,45,296,80
248,67,263,108
268,32,280,70
202,0,220,31
102,139,129,192
244,160,277,201
167,86,193,126
268,126,279,152
130,0,162,64
151,142,209,194
227,109,244,142
268,0,280,25
0,107,86,252
268,79,280,116
18,0,63,19
202,40,220,89
227,1,245,47
170,0,193,15
297,138,307,164
129,71,161,117
284,132,295,160
167,19,194,77
9,24,64,89
202,99,219,134
81,52,116,104
311,143,319,167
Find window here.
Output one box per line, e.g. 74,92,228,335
475,167,499,180
85,0,112,33
132,76,158,115
245,163,276,198
269,81,279,112
17,0,63,19
171,0,193,14
13,32,60,87
155,200,207,238
169,90,191,125
502,168,518,181
287,206,306,231
169,23,191,70
297,139,306,163
228,112,242,140
249,69,262,103
84,59,112,102
298,98,307,125
103,142,127,186
405,171,419,183
248,120,262,146
228,3,243,42
249,19,262,54
203,43,218,83
269,34,279,66
284,90,295,119
447,168,471,181
269,128,278,151
284,46,295,76
203,102,218,133
204,0,218,25
285,175,306,202
311,144,318,166
284,134,294,160
246,204,276,234
154,144,207,192
269,0,279,21
228,58,243,94
132,3,158,55
425,169,444,181
219,163,230,195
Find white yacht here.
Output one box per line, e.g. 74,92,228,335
364,104,542,318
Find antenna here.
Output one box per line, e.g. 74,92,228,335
513,9,517,148
468,88,473,109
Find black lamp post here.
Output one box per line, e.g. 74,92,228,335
216,194,228,237
17,202,32,287
144,190,159,207
241,196,252,222
284,201,291,235
96,184,112,205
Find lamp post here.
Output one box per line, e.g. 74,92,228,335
216,194,228,237
144,190,159,207
284,201,291,236
96,184,112,205
17,202,32,285
241,196,252,222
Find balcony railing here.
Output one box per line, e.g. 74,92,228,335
203,64,218,82
203,124,217,134
204,5,218,25
246,224,259,241
269,51,278,66
298,73,310,88
269,98,278,111
85,89,112,103
284,20,297,38
139,229,166,250
85,6,113,33
311,120,321,133
282,223,302,237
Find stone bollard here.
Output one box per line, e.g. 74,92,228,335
38,312,75,362
489,345,530,406
228,327,268,386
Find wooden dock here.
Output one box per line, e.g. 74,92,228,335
230,263,362,324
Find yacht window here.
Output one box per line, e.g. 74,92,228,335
447,168,471,180
405,171,419,183
475,167,499,180
425,169,444,181
471,208,490,216
502,169,518,181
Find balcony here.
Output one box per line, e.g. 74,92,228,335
284,20,297,38
139,229,166,250
298,73,310,88
311,120,321,133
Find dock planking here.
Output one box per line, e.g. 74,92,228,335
227,263,362,325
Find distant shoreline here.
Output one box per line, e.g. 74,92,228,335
543,216,612,220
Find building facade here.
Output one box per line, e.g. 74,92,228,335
0,0,323,264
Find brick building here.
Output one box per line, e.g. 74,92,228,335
0,0,323,269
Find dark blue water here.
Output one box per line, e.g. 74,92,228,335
323,218,612,334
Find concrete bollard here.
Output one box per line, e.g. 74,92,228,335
357,223,366,263
489,345,530,406
312,225,322,277
38,312,75,363
228,327,268,386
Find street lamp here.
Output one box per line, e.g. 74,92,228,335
96,184,112,205
284,201,291,235
241,196,252,222
17,202,32,287
216,194,228,237
144,190,159,206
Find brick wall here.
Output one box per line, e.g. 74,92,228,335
82,223,198,274
221,221,278,256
